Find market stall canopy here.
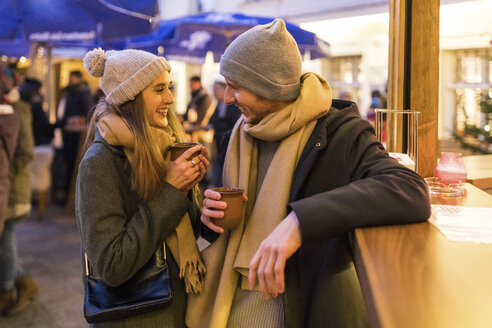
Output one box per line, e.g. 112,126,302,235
114,12,330,63
0,40,30,58
0,0,159,48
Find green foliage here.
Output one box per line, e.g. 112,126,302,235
480,91,492,113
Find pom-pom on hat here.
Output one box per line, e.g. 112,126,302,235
220,18,302,102
84,48,171,106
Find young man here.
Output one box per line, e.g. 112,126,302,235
188,18,430,328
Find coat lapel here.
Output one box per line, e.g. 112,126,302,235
289,116,328,202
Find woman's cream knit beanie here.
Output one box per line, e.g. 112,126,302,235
83,48,171,106
220,18,302,102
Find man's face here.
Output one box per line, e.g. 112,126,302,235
142,71,174,129
224,78,278,124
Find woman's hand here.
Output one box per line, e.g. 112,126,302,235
165,146,204,191
182,145,210,193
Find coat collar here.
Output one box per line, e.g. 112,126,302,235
289,100,361,202
94,129,126,158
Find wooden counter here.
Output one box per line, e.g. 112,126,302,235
353,183,492,328
463,154,492,190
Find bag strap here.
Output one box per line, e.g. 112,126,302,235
84,242,167,277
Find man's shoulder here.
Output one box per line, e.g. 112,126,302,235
313,100,363,134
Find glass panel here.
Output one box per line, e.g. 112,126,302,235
489,58,492,83
327,56,361,103
341,60,354,83
460,55,481,83
451,49,492,153
330,58,341,82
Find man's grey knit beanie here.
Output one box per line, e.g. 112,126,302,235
83,48,171,106
220,18,302,102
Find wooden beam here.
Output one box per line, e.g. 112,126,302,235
388,0,406,111
409,0,440,177
388,0,440,177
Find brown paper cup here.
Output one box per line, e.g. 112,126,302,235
212,187,244,230
169,142,201,161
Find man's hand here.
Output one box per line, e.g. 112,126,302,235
201,188,247,233
200,189,226,233
248,211,302,299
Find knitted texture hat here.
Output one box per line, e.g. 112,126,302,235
220,18,302,102
83,48,171,106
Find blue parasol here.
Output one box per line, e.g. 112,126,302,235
116,12,330,63
0,40,30,58
0,0,159,49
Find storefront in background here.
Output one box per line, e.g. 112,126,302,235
300,0,491,146
441,48,492,153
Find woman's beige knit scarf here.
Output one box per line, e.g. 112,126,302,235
97,114,206,294
186,73,332,328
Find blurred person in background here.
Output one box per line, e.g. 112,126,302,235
208,77,241,187
77,48,208,327
19,78,54,147
19,78,56,217
184,76,213,129
339,90,354,101
56,70,91,203
183,76,215,187
190,18,430,328
0,79,19,238
0,64,38,317
366,89,386,125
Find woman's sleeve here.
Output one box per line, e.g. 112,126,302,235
76,146,192,286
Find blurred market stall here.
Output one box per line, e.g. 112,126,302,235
112,12,330,63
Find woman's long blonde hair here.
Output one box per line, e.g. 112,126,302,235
83,95,195,201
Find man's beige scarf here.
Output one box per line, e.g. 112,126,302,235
97,114,206,294
186,73,332,327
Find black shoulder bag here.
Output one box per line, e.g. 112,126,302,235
83,244,173,323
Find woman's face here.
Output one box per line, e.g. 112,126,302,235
142,71,174,129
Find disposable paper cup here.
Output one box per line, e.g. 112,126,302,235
169,142,201,161
212,187,244,230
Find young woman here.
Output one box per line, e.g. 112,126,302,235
76,48,208,327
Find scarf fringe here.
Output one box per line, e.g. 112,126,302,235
181,259,207,294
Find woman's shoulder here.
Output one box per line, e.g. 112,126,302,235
79,141,124,174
